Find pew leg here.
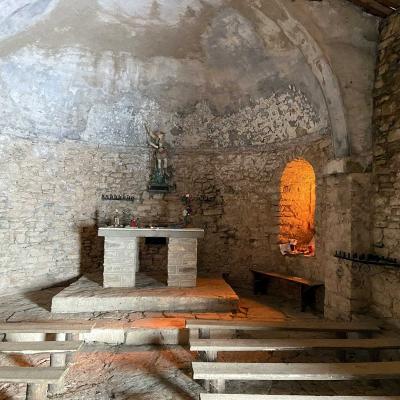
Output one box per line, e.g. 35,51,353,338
358,331,373,339
301,286,318,312
65,333,79,364
336,349,347,362
199,350,217,362
207,379,225,393
335,332,347,361
205,351,217,362
218,379,226,393
199,329,210,339
253,274,263,295
49,333,66,395
370,349,380,361
336,332,348,339
26,383,48,400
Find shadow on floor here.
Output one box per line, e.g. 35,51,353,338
22,277,79,313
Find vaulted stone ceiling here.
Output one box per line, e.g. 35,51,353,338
347,0,400,17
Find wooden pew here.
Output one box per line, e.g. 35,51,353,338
0,340,83,354
200,396,400,400
250,270,324,311
0,366,68,400
190,338,400,361
186,319,380,339
193,361,400,393
0,320,95,334
0,320,94,398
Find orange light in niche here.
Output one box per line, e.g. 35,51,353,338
279,159,316,250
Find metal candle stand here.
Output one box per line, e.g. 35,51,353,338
101,194,135,202
334,250,399,267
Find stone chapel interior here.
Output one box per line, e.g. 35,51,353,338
0,0,400,399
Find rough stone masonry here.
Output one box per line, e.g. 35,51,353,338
0,0,382,323
103,237,139,288
371,11,400,322
168,238,198,287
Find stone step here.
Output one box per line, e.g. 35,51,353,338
51,275,239,313
191,338,400,352
0,340,83,354
193,361,400,381
200,396,400,400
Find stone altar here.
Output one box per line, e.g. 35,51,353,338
98,228,204,288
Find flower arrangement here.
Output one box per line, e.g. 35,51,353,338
181,193,193,226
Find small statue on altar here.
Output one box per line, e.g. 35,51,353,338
181,193,193,226
145,124,170,191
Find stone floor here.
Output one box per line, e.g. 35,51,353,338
0,279,308,323
0,285,399,399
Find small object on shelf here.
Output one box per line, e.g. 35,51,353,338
113,209,120,228
289,239,298,252
130,216,138,228
181,193,193,226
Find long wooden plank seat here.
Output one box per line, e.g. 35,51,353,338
0,340,83,354
186,319,380,339
0,366,67,384
200,396,400,400
0,320,95,334
0,366,68,400
191,338,400,361
193,361,400,393
0,321,93,398
250,270,324,311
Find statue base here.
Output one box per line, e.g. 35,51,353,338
148,183,170,193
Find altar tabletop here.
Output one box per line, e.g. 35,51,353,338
98,227,204,239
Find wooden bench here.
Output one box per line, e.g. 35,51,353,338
0,366,68,400
193,361,400,393
0,320,94,399
190,338,400,361
0,340,83,354
186,319,380,339
200,395,400,400
250,270,324,311
0,320,95,334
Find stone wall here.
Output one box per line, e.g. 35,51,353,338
0,135,149,293
371,11,400,323
0,0,378,296
171,136,332,289
373,12,400,259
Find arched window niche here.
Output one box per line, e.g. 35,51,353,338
279,159,316,256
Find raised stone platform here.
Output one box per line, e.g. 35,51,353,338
51,274,239,314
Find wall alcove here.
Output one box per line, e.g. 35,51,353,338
279,159,316,253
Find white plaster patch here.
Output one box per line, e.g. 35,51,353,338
0,46,209,144
0,0,59,41
202,8,266,68
97,0,222,27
